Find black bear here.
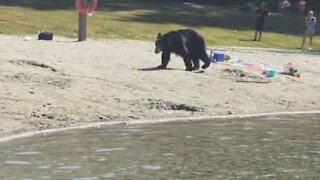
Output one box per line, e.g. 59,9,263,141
155,29,210,71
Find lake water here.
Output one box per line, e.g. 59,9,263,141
0,114,319,179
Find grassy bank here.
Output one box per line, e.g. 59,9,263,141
0,1,319,50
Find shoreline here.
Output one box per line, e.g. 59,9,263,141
1,110,319,143
1,35,320,140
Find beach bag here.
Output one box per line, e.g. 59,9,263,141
38,31,53,40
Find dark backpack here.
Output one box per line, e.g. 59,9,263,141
38,31,53,40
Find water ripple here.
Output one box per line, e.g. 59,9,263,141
13,151,41,155
95,147,125,152
142,165,162,171
5,160,31,165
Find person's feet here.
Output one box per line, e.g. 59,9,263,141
298,46,312,51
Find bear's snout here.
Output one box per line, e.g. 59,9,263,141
155,48,161,54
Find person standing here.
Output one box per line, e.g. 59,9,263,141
301,10,317,50
253,2,269,41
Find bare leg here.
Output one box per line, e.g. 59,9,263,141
258,31,262,41
253,31,258,41
301,33,307,49
309,33,314,49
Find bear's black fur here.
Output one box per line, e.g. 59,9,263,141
155,29,210,71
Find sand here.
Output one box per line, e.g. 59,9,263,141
0,35,320,138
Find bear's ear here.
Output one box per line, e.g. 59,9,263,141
157,33,162,39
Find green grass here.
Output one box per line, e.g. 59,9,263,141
0,1,319,50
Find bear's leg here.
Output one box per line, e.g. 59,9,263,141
157,51,171,69
192,59,200,70
183,57,193,71
201,53,210,69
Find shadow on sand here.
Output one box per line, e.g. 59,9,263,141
137,67,180,71
239,38,255,42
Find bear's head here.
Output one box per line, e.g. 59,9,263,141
155,33,170,54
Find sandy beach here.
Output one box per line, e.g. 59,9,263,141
1,35,320,138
